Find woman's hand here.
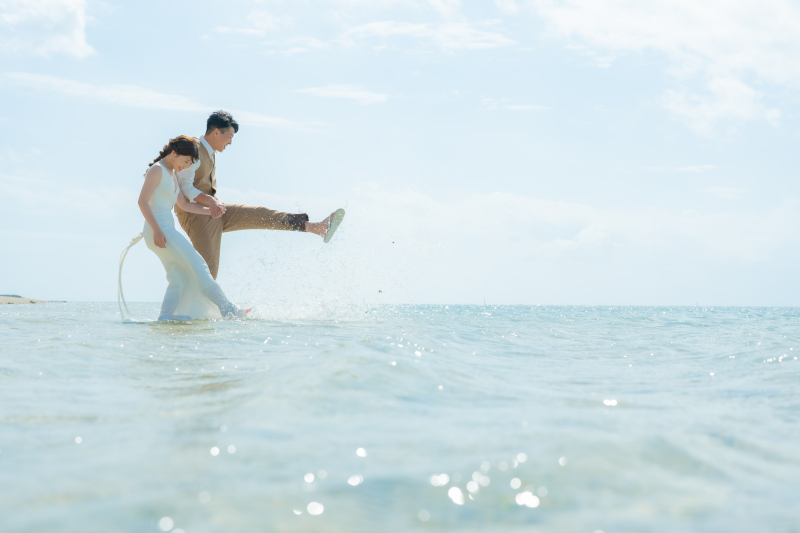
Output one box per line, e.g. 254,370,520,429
153,228,167,248
177,191,216,216
209,200,226,218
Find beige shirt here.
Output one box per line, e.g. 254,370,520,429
177,136,215,202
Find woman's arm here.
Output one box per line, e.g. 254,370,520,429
138,167,167,248
176,191,214,215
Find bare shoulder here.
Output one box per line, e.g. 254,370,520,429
145,164,163,180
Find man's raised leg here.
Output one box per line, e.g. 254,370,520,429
221,204,344,241
221,204,309,233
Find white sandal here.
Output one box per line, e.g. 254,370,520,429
323,208,346,244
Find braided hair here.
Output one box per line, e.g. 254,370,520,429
148,135,200,169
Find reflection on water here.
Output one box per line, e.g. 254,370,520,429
1,303,800,532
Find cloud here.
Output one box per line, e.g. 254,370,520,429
214,9,291,35
3,71,203,111
325,0,460,16
298,84,389,104
249,9,290,30
0,0,93,58
344,20,514,51
2,72,317,130
530,0,800,132
211,3,507,54
232,110,324,130
530,0,800,84
660,76,780,135
426,0,460,17
495,0,520,14
212,13,330,56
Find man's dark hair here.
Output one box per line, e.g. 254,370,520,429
206,110,239,134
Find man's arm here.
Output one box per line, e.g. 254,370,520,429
194,192,226,217
177,161,225,217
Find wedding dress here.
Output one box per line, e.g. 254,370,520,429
118,162,244,321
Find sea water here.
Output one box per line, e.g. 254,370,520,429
1,303,799,532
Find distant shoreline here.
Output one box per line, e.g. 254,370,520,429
0,296,50,304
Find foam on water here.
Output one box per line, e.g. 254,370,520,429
1,304,799,532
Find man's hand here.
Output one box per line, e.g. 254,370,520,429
194,193,226,218
209,200,226,218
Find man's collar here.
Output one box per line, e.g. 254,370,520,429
200,135,215,157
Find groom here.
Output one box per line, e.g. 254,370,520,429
175,110,344,279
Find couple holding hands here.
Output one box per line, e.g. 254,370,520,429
120,110,345,321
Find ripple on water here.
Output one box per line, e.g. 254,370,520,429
1,304,799,532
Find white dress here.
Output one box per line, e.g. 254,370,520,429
126,162,244,321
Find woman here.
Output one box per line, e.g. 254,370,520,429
134,135,248,321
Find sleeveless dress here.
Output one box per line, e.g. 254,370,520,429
119,162,244,321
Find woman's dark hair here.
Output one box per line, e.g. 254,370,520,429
206,110,239,134
149,135,200,168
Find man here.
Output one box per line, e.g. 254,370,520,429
175,110,345,279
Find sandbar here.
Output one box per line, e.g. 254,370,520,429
0,296,49,304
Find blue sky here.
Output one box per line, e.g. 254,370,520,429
1,0,799,306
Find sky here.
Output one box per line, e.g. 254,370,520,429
1,0,800,306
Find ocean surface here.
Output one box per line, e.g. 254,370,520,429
1,303,799,533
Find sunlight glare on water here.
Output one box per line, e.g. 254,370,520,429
1,303,799,532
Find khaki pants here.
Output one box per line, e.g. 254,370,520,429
176,204,307,279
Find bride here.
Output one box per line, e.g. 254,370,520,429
134,135,248,321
